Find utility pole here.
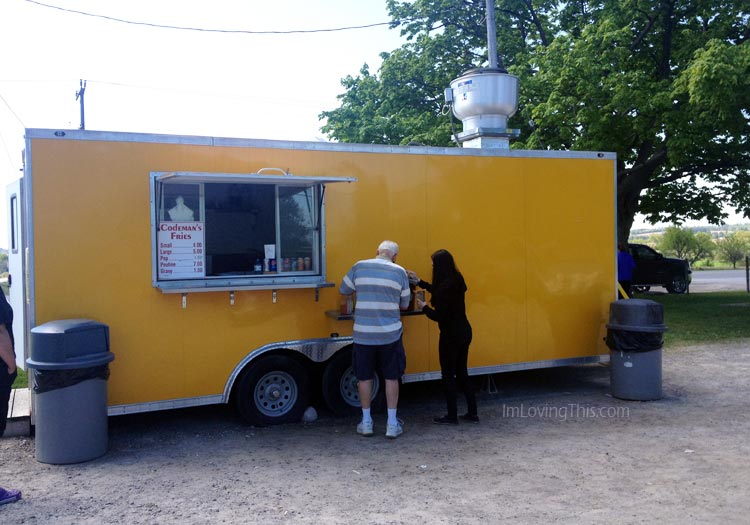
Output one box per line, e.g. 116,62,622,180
76,79,87,130
485,0,499,69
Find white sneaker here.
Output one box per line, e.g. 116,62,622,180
385,419,404,439
357,420,374,437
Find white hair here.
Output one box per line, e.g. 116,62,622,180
377,240,399,258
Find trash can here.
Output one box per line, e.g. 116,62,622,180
26,319,114,464
605,299,667,401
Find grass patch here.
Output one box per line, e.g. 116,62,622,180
643,291,750,346
12,366,28,389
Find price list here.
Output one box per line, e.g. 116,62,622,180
157,222,205,280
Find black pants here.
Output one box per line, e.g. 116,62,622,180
618,280,632,299
438,332,476,419
1,368,17,437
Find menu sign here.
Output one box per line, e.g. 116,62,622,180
158,222,205,279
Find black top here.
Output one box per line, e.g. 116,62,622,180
0,292,14,350
419,277,471,338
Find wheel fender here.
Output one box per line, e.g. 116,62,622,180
222,336,353,403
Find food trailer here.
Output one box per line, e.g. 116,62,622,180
7,127,616,425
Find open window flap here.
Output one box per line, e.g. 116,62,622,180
153,171,356,186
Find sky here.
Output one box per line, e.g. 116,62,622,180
0,0,408,248
0,1,745,250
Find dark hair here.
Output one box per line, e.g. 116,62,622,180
430,249,466,305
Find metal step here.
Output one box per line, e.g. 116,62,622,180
3,387,31,437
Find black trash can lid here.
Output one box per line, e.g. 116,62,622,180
606,299,667,333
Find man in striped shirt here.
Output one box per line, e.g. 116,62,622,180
340,240,411,439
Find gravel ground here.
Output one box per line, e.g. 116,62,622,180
1,340,749,524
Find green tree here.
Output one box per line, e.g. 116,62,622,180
658,226,696,259
716,233,749,268
657,226,715,264
0,252,7,274
692,232,717,265
320,1,750,242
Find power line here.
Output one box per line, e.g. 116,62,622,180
24,0,398,34
0,132,17,169
0,92,25,171
0,92,26,128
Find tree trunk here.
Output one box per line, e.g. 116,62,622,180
617,162,659,244
617,188,639,245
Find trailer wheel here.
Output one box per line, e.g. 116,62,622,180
234,355,309,426
322,348,384,416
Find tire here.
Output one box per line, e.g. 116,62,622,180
234,355,309,426
632,285,650,293
322,348,384,416
666,275,688,294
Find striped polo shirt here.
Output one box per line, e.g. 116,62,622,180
339,256,411,345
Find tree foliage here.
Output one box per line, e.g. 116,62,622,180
693,232,717,264
658,226,697,259
658,225,716,263
320,0,750,241
716,232,749,268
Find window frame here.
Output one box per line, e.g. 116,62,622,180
10,193,19,254
150,170,355,293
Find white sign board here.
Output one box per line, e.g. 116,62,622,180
157,222,205,279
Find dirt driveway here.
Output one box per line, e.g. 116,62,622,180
1,340,749,524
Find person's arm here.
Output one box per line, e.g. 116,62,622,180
339,267,356,296
400,271,411,311
418,279,432,293
421,303,444,322
0,325,16,374
420,285,455,323
400,287,411,311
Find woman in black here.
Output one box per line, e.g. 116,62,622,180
410,249,478,425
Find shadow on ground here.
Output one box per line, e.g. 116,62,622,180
108,363,614,437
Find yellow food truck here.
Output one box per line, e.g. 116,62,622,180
7,128,616,425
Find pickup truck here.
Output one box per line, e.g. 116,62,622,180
629,243,692,294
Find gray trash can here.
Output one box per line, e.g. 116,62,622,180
26,319,114,464
605,299,667,401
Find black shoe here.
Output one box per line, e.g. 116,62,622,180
459,413,480,423
433,415,459,425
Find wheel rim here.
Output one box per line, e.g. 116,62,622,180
254,370,299,417
672,276,687,293
340,366,379,407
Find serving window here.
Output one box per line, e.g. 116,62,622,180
151,170,354,293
